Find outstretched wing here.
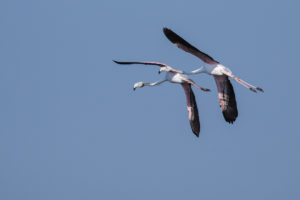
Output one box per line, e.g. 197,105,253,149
163,28,219,64
113,60,167,67
214,75,238,123
181,83,200,137
113,60,184,74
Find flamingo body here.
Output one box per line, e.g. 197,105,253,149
166,72,189,83
203,63,232,76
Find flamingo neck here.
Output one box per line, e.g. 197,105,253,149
184,66,207,75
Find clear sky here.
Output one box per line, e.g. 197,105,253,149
1,0,300,199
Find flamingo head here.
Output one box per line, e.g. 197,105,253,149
133,82,144,90
158,66,168,74
158,66,182,74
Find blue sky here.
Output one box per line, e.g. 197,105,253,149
1,0,300,199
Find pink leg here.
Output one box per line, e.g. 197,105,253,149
235,77,264,92
221,71,262,93
183,78,211,92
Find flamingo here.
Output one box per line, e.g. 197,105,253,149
113,60,211,137
163,28,264,124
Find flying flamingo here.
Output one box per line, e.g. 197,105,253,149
113,60,211,137
163,28,264,124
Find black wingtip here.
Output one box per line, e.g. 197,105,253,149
191,125,200,137
113,60,132,65
163,27,177,43
163,27,171,33
221,79,238,124
223,110,238,124
188,87,200,138
194,132,200,137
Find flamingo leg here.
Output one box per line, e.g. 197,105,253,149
221,71,262,93
234,77,264,92
183,78,211,92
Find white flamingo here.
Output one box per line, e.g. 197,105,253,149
113,60,210,137
163,28,264,124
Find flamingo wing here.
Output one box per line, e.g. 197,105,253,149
113,60,167,67
181,83,200,137
214,75,238,123
163,28,219,64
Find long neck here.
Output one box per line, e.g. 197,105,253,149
184,66,206,75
